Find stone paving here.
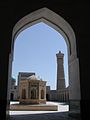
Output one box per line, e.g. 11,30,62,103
10,112,78,120
9,102,79,120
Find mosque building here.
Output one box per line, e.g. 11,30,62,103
18,73,46,104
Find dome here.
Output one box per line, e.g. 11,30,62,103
27,75,41,80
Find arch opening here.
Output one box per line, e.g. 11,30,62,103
8,7,81,115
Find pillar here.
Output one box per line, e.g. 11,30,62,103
69,57,81,119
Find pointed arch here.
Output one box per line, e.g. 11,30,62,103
22,89,26,99
12,8,77,60
9,7,81,113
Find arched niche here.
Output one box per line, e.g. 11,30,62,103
8,7,81,113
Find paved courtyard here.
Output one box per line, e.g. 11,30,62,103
9,101,78,120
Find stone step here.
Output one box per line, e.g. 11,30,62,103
10,104,58,111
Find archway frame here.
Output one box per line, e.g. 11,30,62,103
8,7,81,112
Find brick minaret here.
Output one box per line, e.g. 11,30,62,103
56,51,65,90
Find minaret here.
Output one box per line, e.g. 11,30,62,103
56,51,65,90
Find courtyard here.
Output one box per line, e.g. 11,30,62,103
9,101,78,120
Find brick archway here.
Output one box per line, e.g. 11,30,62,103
9,7,81,114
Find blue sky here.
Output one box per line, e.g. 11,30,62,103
12,22,69,90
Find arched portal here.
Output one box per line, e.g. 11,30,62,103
31,89,36,99
22,89,26,99
9,7,81,114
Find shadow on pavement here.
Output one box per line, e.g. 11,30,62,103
10,111,78,120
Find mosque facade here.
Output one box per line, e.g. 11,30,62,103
18,73,46,104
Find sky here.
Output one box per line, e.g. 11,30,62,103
12,22,69,90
